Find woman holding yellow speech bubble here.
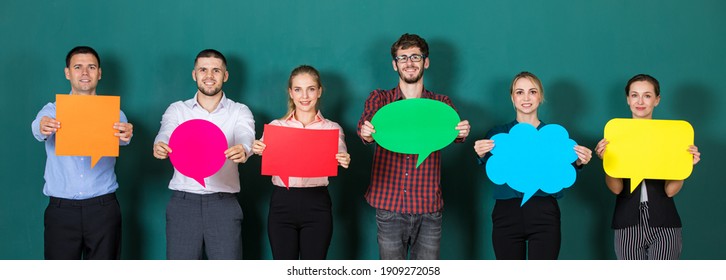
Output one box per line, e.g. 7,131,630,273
595,74,701,260
473,71,593,259
251,65,350,260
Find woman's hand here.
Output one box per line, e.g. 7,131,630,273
574,145,593,166
252,140,266,156
473,139,494,158
336,152,351,168
595,138,609,159
689,145,701,165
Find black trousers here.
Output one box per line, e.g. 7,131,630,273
268,186,332,260
44,193,122,260
492,196,561,260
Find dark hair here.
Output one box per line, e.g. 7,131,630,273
625,74,660,97
390,33,429,60
194,49,227,67
281,65,323,119
65,46,100,68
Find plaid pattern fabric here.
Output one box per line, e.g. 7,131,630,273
357,86,463,214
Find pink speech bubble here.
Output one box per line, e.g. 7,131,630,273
168,119,228,187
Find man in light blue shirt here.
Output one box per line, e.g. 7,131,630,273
31,46,134,260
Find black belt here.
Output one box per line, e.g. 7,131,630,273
49,192,117,207
171,190,237,201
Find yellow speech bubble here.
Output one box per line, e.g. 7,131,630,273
603,118,694,192
56,94,120,168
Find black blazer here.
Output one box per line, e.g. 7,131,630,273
611,179,682,229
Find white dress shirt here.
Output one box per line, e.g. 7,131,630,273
154,93,255,194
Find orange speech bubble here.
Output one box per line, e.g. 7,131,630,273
55,94,120,168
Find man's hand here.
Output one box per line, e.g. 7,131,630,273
360,121,376,143
39,116,60,136
153,141,172,159
114,122,134,142
225,144,248,163
456,120,470,139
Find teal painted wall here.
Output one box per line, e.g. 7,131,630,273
1,0,724,259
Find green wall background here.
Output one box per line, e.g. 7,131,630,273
1,0,724,260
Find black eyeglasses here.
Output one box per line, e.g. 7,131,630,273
394,54,426,63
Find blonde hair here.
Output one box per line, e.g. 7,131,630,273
510,71,545,102
280,65,323,120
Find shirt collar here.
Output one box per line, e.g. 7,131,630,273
285,110,325,123
393,85,433,100
187,92,228,111
512,119,546,129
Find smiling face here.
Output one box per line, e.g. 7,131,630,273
392,47,429,84
64,53,101,95
511,76,542,116
289,73,322,114
627,80,660,119
192,57,228,97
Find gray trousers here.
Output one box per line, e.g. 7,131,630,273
166,190,243,260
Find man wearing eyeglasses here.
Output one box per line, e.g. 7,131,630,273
357,33,471,260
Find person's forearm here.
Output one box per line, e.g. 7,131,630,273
605,174,623,195
665,180,684,197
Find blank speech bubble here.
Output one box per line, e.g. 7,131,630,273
603,118,694,192
371,98,460,168
486,123,578,206
55,94,120,168
260,124,339,188
168,119,228,187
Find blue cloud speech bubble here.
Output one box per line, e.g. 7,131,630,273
485,123,578,206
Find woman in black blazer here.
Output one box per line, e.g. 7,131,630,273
595,74,701,260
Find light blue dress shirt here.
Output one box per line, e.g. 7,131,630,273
31,101,130,200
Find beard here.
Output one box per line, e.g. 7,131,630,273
198,83,223,97
398,66,425,84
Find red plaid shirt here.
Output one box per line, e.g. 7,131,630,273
357,86,464,214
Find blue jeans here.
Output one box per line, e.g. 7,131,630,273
375,209,442,260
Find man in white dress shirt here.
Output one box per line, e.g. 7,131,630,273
153,49,255,259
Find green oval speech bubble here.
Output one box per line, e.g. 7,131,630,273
371,98,460,167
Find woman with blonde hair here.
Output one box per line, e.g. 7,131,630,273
252,65,350,259
474,71,592,259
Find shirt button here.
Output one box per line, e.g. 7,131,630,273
405,173,408,176
407,156,410,160
403,189,407,193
